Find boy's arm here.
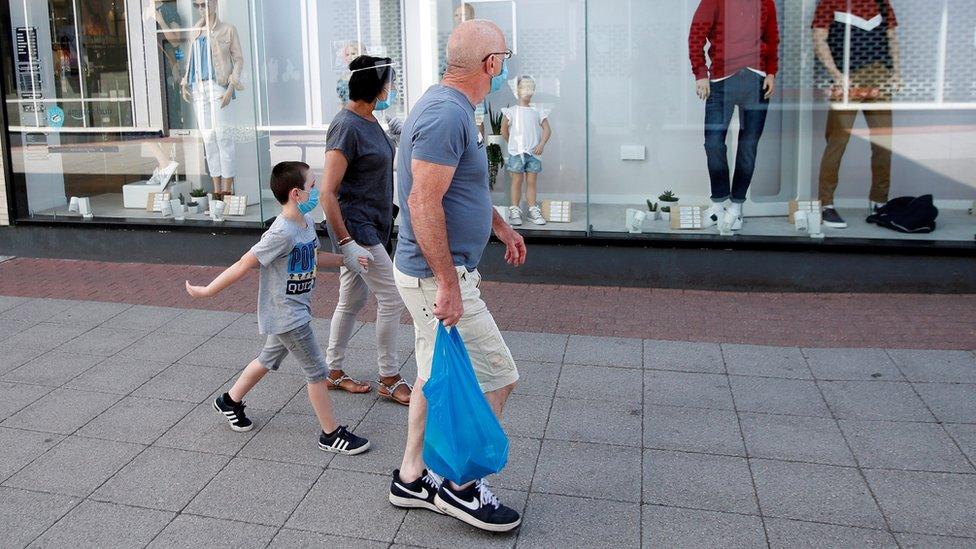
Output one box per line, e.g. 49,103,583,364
185,251,260,298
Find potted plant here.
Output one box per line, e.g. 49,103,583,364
186,200,199,214
190,187,208,212
487,143,504,190
646,199,659,220
658,190,679,221
485,103,507,148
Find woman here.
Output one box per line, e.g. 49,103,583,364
181,0,245,196
321,56,411,406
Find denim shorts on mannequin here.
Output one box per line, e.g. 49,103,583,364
506,153,542,174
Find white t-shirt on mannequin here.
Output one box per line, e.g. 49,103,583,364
502,105,550,156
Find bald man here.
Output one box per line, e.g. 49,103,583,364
388,20,525,533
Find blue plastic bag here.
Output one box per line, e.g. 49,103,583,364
423,323,509,485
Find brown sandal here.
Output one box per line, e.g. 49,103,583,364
378,377,412,406
326,373,371,394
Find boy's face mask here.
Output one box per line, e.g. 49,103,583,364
297,187,319,215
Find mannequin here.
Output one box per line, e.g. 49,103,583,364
336,41,367,108
181,0,245,196
501,76,552,226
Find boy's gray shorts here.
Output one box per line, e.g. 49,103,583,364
258,322,328,383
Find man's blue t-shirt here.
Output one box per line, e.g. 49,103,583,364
395,85,492,279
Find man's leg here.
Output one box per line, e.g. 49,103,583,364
399,375,428,482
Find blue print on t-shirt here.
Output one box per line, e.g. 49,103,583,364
286,240,316,295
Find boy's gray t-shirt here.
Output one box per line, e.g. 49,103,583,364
326,108,396,247
251,213,320,335
394,84,492,279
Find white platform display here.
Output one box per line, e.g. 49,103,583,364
122,180,190,209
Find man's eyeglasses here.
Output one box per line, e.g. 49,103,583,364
481,50,513,63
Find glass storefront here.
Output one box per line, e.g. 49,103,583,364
2,0,974,244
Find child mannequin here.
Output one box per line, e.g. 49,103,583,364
501,76,552,226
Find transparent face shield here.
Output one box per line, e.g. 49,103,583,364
348,59,398,103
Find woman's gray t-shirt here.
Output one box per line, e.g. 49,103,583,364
326,108,396,247
250,213,319,335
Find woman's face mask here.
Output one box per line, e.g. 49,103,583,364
375,86,397,111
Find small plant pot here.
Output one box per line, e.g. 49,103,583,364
186,204,199,214
660,211,671,222
193,195,209,212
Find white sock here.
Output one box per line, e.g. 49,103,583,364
728,203,742,217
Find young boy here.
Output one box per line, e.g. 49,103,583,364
501,75,552,227
185,161,370,455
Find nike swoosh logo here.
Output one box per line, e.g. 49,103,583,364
445,488,481,511
394,482,428,499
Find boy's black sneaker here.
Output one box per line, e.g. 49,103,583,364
213,393,253,432
389,469,444,514
434,479,521,532
318,426,370,455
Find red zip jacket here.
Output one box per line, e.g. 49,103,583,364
689,0,780,80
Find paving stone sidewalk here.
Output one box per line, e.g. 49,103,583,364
1,296,975,548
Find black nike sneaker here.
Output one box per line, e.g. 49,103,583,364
318,425,370,455
434,479,521,532
213,393,253,432
389,469,444,514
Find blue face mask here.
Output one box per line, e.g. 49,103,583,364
375,88,396,111
490,59,508,94
297,187,319,215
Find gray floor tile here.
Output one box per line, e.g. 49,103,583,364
66,355,171,395
178,336,266,370
394,488,526,549
645,370,734,410
888,349,976,383
0,295,28,313
29,500,173,548
285,469,406,542
3,351,104,387
215,314,264,340
147,514,277,549
4,322,91,351
58,327,150,357
0,344,48,375
896,533,976,549
347,321,415,355
865,469,976,538
0,427,64,481
644,404,745,456
534,439,641,502
212,371,307,413
78,396,195,445
752,459,887,529
944,423,976,465
546,397,641,446
643,449,759,514
4,435,144,497
644,340,725,373
0,486,79,549
270,529,388,549
764,518,897,549
329,420,406,475
723,344,812,379
239,412,336,467
100,305,185,331
914,383,976,423
155,401,263,455
361,396,408,425
1,387,121,434
185,457,321,526
49,301,131,328
557,363,642,403
158,308,242,337
0,298,77,323
492,436,541,492
517,492,640,548
281,383,377,426
840,420,973,472
0,381,51,421
500,330,568,363
819,381,935,422
0,318,36,342
510,361,560,397
502,394,553,439
133,363,235,403
803,348,904,381
564,335,642,368
642,505,766,549
730,376,830,417
739,412,855,466
93,446,229,512
117,332,210,364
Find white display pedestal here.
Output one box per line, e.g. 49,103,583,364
122,180,189,209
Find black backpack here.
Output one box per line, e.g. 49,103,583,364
866,195,939,233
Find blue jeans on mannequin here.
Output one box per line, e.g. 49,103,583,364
704,70,770,204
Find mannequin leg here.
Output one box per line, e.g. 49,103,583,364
526,172,538,206
223,176,235,195
510,172,523,208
